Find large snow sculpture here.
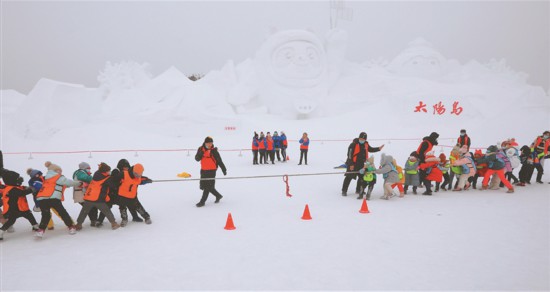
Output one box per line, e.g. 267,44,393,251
227,29,347,118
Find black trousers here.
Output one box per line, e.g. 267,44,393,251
268,150,275,164
275,149,281,161
118,197,150,221
0,210,37,231
299,149,308,164
259,150,266,164
533,164,544,182
79,202,98,222
252,150,259,164
519,164,535,183
342,174,361,194
199,188,222,204
281,147,287,161
37,199,74,230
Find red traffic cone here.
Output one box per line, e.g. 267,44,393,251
359,198,370,213
224,213,236,230
286,155,290,161
301,204,312,220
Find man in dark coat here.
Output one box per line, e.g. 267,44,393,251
341,132,383,196
195,136,227,207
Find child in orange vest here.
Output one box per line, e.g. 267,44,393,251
75,163,121,230
0,169,39,240
117,163,152,226
35,161,81,238
390,159,405,197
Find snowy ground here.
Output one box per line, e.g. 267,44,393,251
1,118,549,290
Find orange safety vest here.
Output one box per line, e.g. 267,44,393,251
2,186,30,214
118,170,141,199
84,176,110,202
282,138,288,147
534,136,550,155
457,136,470,147
258,139,266,150
36,174,66,200
266,139,274,151
252,140,259,151
417,140,433,157
201,148,218,170
351,142,369,162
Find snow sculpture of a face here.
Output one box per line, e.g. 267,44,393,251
271,40,324,86
255,29,328,117
387,38,446,79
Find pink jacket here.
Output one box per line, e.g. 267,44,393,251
452,153,476,177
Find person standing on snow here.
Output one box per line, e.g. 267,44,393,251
252,132,260,165
116,163,152,226
195,136,227,207
280,131,288,162
298,132,310,165
341,132,383,196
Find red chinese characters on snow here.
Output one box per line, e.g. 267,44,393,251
414,101,463,116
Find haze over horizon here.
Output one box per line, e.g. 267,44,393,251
2,1,549,94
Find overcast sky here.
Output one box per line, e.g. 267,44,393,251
1,0,549,94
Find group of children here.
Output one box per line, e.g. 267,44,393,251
357,133,549,201
0,157,152,241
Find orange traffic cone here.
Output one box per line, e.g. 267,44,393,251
224,213,236,230
301,204,312,220
359,198,370,213
286,155,290,161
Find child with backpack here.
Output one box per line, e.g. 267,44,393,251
472,149,488,189
436,153,450,192
476,145,514,193
447,146,462,191
72,162,96,226
403,152,420,195
359,156,377,200
501,140,520,186
374,153,400,200
391,159,405,197
451,145,477,191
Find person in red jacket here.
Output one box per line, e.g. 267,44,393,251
252,132,259,165
298,132,310,165
457,129,471,152
195,136,227,207
418,151,443,195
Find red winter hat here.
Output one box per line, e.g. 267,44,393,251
439,153,447,162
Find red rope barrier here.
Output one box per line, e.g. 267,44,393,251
283,175,292,198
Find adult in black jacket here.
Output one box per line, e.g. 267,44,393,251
195,136,227,207
416,132,439,163
415,132,439,187
341,132,383,196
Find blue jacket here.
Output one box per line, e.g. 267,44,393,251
273,135,282,149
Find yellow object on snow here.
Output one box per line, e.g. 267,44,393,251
177,172,192,178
